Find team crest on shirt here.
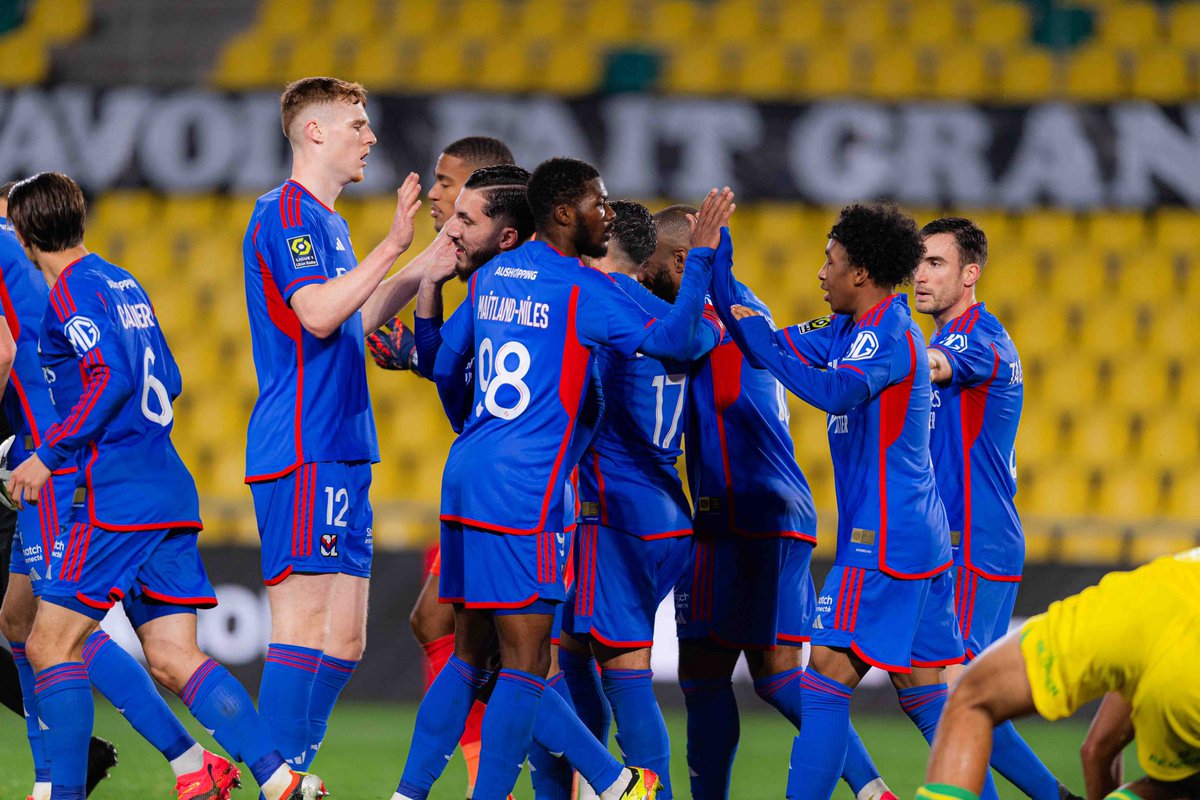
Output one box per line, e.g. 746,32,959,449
941,333,968,352
843,330,879,361
320,533,338,557
287,235,319,269
795,315,833,334
64,316,101,356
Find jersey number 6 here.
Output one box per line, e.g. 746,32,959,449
141,347,173,427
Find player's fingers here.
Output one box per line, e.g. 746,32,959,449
405,199,422,221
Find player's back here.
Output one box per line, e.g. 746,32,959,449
242,180,378,482
578,272,692,539
0,220,57,463
816,294,949,577
929,303,1024,579
687,282,817,541
39,254,199,529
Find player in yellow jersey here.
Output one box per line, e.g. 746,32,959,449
919,549,1200,800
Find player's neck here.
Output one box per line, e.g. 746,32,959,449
535,227,578,260
289,163,343,211
35,245,89,287
849,286,894,322
933,291,978,330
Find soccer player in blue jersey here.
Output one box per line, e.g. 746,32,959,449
559,201,725,800
242,76,429,772
914,218,1077,800
711,202,965,800
5,172,323,800
0,183,251,800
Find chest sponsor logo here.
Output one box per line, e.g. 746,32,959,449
940,332,968,352
64,315,101,356
844,330,878,362
287,234,319,269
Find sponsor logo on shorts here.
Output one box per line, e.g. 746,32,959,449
320,533,338,557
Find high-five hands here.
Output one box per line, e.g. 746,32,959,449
688,187,736,250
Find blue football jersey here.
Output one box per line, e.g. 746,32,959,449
577,272,721,540
929,303,1024,579
435,239,711,536
243,180,379,481
0,219,61,469
687,280,818,542
36,254,200,530
718,258,951,578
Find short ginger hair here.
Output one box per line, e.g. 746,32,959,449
280,77,368,141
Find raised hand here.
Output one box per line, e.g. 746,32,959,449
388,172,423,253
688,187,736,250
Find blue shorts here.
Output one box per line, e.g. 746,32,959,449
955,566,1020,660
811,566,964,673
563,524,692,648
251,461,373,585
438,520,567,611
9,474,76,592
675,535,816,650
40,519,217,623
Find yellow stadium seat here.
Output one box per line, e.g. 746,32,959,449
736,44,797,99
579,0,635,43
1084,211,1149,256
1078,305,1141,360
1032,355,1103,410
1114,251,1179,307
995,47,1055,101
663,42,735,95
471,38,535,93
349,37,420,92
902,0,959,47
1147,306,1200,360
833,0,894,45
321,1,378,37
970,2,1032,48
1043,249,1112,305
390,0,442,37
1097,1,1162,49
776,0,827,45
1015,411,1064,471
1130,48,1192,103
1097,466,1163,519
213,31,283,89
257,0,314,36
981,247,1038,304
1006,300,1068,361
1056,520,1126,565
0,29,49,86
800,45,862,97
1023,464,1093,516
1023,525,1054,563
283,38,347,88
1140,410,1200,470
930,47,989,101
1130,529,1198,564
1108,357,1171,414
1019,210,1080,254
711,0,766,44
535,40,603,95
645,0,703,46
1153,208,1200,262
1064,46,1125,101
519,0,570,38
1168,2,1200,48
1164,466,1200,520
24,0,89,41
1068,408,1136,469
410,39,470,91
457,0,510,39
867,47,923,100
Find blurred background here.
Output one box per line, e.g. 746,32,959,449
0,0,1197,702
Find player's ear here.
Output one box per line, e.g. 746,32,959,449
963,262,982,288
304,117,324,145
498,226,519,250
553,202,574,228
672,247,687,269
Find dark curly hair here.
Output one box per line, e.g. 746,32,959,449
442,136,516,169
828,202,924,289
609,201,657,265
527,157,601,229
463,165,534,242
921,217,987,269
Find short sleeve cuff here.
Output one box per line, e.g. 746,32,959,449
282,274,328,303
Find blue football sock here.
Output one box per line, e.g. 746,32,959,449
34,662,92,800
533,671,624,796
558,646,611,743
474,669,545,800
12,643,50,783
898,685,1000,800
300,653,357,770
181,658,284,786
842,724,883,795
679,677,739,800
989,720,1060,800
785,670,852,800
82,631,193,762
529,673,584,800
258,643,321,767
396,654,490,800
602,668,672,799
753,665,804,729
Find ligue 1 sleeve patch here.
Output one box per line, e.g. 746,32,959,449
287,234,319,269
796,315,833,334
64,315,101,357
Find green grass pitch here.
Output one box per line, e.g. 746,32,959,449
0,699,1135,799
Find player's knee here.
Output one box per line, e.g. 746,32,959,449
142,639,202,694
0,604,32,643
409,603,440,644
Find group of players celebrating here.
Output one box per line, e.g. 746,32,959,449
0,74,1196,800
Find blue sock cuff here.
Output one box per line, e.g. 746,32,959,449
556,647,595,672
898,683,949,713
81,630,114,667
753,666,804,698
547,672,566,689
318,653,358,672
897,683,949,698
799,669,853,699
497,668,547,695
181,658,228,709
33,663,89,697
447,654,491,688
265,643,322,674
601,668,653,684
10,641,27,664
680,677,733,695
396,780,431,800
248,751,286,787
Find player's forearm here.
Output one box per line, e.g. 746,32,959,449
1081,693,1132,800
361,263,425,333
639,249,712,360
413,317,443,384
736,316,869,414
35,365,132,470
293,240,405,338
414,275,447,322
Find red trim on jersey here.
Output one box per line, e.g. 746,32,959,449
437,514,578,536
264,565,294,586
245,226,305,483
463,592,540,610
590,628,653,649
535,284,588,532
289,180,333,214
709,342,743,531
283,275,326,295
850,641,911,673
637,528,692,540
76,592,115,611
38,478,58,568
964,563,1022,582
960,345,999,575
782,327,810,364
776,633,811,644
138,585,218,608
911,656,965,668
83,443,201,532
837,363,865,376
44,349,109,448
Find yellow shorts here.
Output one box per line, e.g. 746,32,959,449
1020,552,1200,782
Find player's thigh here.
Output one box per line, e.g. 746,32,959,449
26,599,98,670
0,572,37,641
452,604,499,669
809,644,871,689
323,572,369,659
135,610,206,694
410,571,455,644
949,631,1037,723
266,572,336,647
494,611,555,677
751,642,805,678
678,638,741,682
592,639,652,671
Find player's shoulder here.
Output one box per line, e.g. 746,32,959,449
859,294,915,342
250,181,323,238
936,303,1008,350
